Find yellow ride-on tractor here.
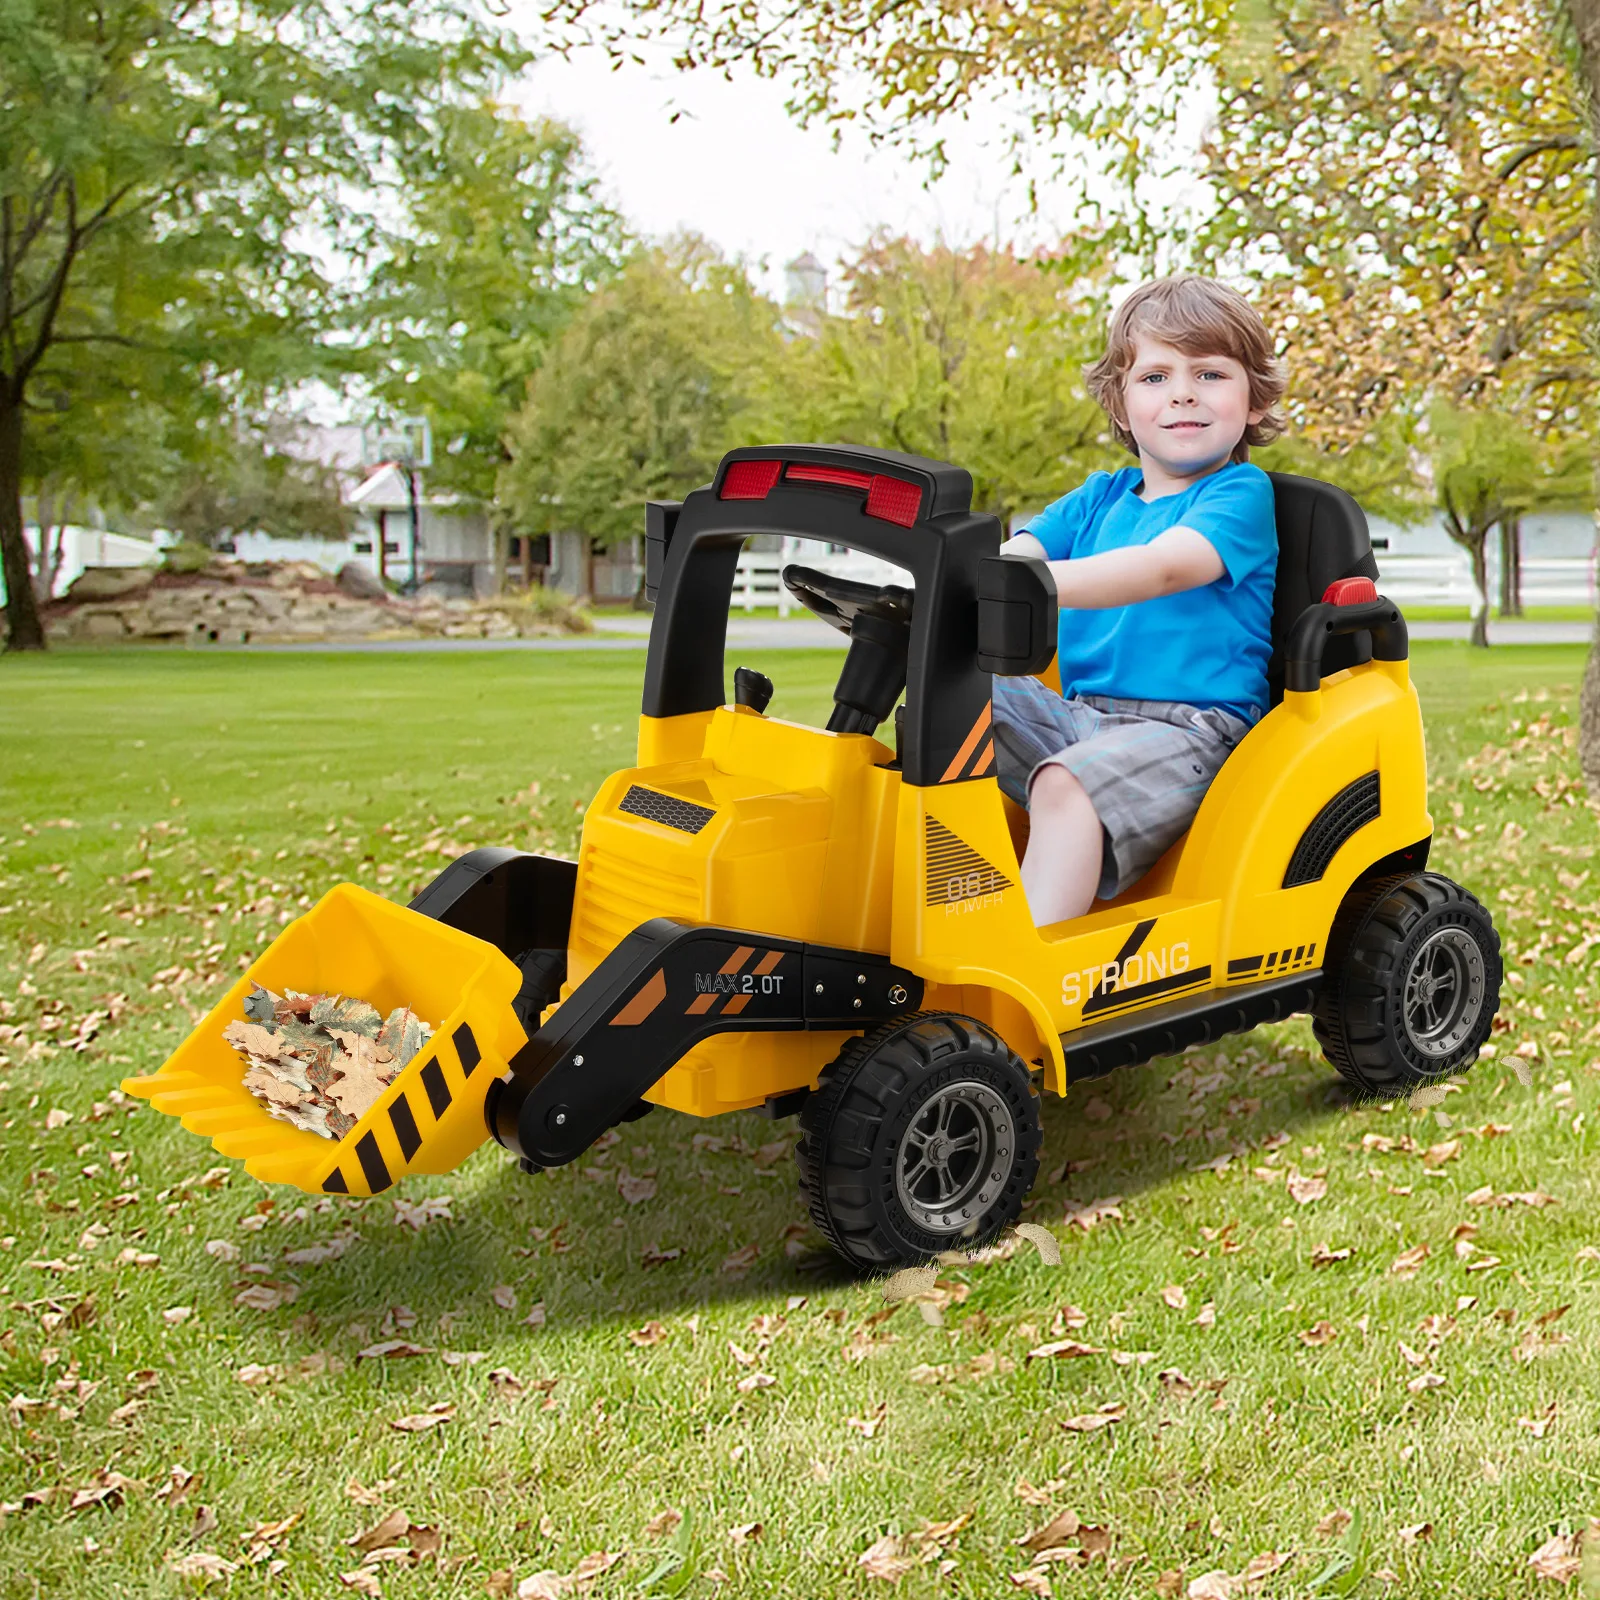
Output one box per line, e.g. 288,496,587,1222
128,444,1502,1271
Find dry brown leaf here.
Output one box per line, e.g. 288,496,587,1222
168,1551,239,1580
1314,1508,1352,1538
338,1572,382,1597
1013,1223,1062,1265
1017,1508,1080,1552
643,1509,682,1538
845,1402,888,1439
1299,1321,1337,1347
1161,1283,1188,1309
1009,1569,1052,1595
1063,1196,1124,1231
1406,1372,1447,1393
1517,1402,1558,1438
627,1321,667,1348
882,1266,938,1302
390,1404,454,1432
345,1478,397,1507
1398,1522,1433,1543
348,1509,411,1555
617,1173,656,1205
1060,1403,1125,1433
491,1285,517,1310
1287,1173,1327,1205
1528,1530,1582,1581
326,1049,393,1120
1390,1244,1430,1279
728,1521,762,1545
721,1243,759,1276
234,1283,297,1312
356,1341,431,1361
858,1533,915,1581
1193,1302,1217,1328
1310,1244,1353,1267
1026,1339,1103,1361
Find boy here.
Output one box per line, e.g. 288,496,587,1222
994,275,1286,928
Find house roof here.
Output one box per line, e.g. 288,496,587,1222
347,462,414,511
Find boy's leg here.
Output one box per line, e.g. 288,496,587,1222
1019,764,1103,927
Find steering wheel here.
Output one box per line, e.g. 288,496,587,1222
781,566,914,633
782,564,915,736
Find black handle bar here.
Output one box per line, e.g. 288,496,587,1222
1284,596,1408,694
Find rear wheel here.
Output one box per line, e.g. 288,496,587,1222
795,1013,1042,1272
1312,872,1501,1098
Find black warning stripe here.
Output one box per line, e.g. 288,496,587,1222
356,1131,390,1193
1075,919,1157,1013
421,1058,451,1119
1261,944,1318,975
323,1168,348,1194
1228,954,1264,976
390,1094,422,1161
1082,965,1213,1020
454,1023,481,1075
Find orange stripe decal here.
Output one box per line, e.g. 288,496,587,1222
720,946,756,975
722,994,751,1015
611,969,667,1026
972,737,994,777
752,949,784,976
940,702,992,782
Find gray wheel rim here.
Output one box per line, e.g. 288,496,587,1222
1402,925,1487,1059
894,1079,1015,1234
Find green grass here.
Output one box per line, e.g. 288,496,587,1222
2,643,1598,1599
1398,606,1594,624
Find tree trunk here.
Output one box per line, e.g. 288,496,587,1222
1469,530,1491,648
0,392,46,652
1497,515,1523,617
1567,0,1600,784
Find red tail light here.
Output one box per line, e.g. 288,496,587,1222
718,456,924,526
720,459,781,499
1322,577,1378,606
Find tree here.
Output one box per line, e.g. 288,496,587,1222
499,239,789,557
1,0,527,650
1429,403,1592,646
785,238,1110,528
152,428,352,550
362,102,628,576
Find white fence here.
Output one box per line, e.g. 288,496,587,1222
732,543,1598,614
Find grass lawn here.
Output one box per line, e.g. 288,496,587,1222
2,642,1597,1599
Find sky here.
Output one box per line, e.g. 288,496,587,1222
514,39,1216,301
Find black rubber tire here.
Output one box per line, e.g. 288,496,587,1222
1312,871,1502,1098
795,1013,1043,1272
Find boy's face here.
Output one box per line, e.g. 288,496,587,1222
1115,333,1264,483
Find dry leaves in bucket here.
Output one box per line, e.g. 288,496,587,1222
225,984,435,1140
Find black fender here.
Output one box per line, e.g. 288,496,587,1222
486,920,923,1169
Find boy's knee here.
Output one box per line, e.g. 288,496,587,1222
1029,762,1086,812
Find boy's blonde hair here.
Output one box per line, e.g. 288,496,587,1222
1085,276,1287,464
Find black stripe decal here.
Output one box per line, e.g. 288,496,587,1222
1228,955,1264,975
1083,964,1213,1019
454,1023,481,1076
390,1094,421,1161
1294,945,1306,961
323,1168,349,1194
1304,943,1317,964
1113,919,1158,968
962,728,994,779
420,1058,451,1119
1280,948,1292,966
356,1131,390,1193
1265,950,1279,972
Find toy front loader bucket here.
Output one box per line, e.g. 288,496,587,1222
123,883,526,1196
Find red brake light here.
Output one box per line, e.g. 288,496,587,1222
1322,577,1378,606
787,463,873,492
720,459,781,499
865,475,922,527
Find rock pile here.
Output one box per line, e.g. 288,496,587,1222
30,557,592,644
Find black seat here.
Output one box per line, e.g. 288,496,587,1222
1266,472,1380,705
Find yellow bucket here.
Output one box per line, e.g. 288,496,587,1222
123,883,526,1195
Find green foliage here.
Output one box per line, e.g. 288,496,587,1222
153,430,353,548
0,0,531,648
786,238,1112,525
499,239,788,546
363,105,629,511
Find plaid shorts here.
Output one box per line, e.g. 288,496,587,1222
991,676,1255,901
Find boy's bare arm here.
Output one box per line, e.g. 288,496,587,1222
1003,526,1225,609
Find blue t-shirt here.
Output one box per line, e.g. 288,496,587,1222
1025,462,1277,721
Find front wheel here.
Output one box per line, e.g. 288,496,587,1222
795,1013,1042,1272
1312,872,1502,1098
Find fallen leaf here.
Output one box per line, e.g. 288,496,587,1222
1315,1508,1352,1537
348,1509,410,1554
1287,1173,1327,1205
338,1571,382,1597
1162,1284,1189,1310
729,1521,762,1544
523,1302,547,1329
1299,1321,1337,1347
491,1285,517,1310
1026,1339,1104,1361
1406,1372,1447,1393
617,1174,656,1205
882,1266,938,1303
234,1283,297,1312
1398,1522,1433,1542
390,1405,454,1432
393,1197,452,1230
168,1551,239,1579
643,1509,682,1538
1060,1403,1125,1433
356,1341,432,1361
1528,1530,1582,1582
721,1244,759,1275
1517,1403,1558,1438
1013,1223,1062,1265
1390,1244,1430,1279
627,1321,667,1348
858,1533,916,1581
1017,1508,1080,1552
1193,1302,1217,1328
1310,1245,1353,1267
1063,1196,1124,1231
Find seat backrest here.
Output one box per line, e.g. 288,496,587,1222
1266,471,1380,705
